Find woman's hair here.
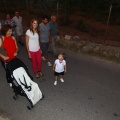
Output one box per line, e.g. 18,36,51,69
30,19,40,35
1,25,12,36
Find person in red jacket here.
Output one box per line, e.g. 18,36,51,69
0,25,18,62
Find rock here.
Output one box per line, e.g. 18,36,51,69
65,35,72,40
73,36,80,41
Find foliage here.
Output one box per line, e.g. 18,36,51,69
0,0,120,24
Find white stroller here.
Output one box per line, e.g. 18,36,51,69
5,58,44,110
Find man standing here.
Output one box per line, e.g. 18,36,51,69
13,11,24,46
49,15,59,56
39,15,52,67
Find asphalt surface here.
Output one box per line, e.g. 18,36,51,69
0,43,120,120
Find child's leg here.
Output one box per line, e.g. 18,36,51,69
60,75,63,79
55,75,58,81
60,72,64,82
54,72,58,85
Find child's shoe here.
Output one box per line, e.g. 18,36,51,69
60,78,64,82
54,81,57,85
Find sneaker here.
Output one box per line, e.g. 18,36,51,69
47,62,52,67
60,78,64,82
9,83,12,87
54,81,57,85
42,57,46,61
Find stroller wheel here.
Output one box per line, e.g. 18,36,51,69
27,106,31,110
13,95,18,100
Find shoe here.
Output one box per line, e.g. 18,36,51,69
38,72,44,77
42,57,46,61
9,83,12,87
60,78,64,82
54,81,57,85
35,73,39,78
47,62,52,67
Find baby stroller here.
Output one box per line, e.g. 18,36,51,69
4,58,44,110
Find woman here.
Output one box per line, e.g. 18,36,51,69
0,25,18,62
0,25,18,85
5,14,16,37
26,19,43,78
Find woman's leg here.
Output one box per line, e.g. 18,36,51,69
36,50,42,73
29,51,37,74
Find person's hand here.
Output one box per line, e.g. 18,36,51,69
3,56,9,61
14,52,17,56
28,52,31,58
40,50,42,54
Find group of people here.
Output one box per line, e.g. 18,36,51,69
4,11,24,45
0,12,67,86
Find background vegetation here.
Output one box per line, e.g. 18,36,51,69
0,0,120,46
0,0,120,24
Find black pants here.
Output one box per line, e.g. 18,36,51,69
1,60,12,83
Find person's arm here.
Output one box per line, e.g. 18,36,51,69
48,30,52,44
53,63,56,71
64,60,67,73
0,53,9,60
64,65,67,73
38,35,42,54
25,35,31,58
12,37,18,56
0,38,9,60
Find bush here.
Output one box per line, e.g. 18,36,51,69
75,20,88,32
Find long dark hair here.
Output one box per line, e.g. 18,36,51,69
1,25,12,36
30,19,40,35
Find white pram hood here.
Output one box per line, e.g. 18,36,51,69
13,67,42,105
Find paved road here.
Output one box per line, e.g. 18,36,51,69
0,44,120,120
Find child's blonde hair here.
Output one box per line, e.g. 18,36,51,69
58,53,66,60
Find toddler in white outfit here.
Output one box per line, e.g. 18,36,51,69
53,53,67,85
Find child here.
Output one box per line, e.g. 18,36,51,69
53,53,67,85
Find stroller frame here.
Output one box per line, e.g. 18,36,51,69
4,58,43,110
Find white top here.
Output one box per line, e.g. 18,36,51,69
54,59,66,73
26,29,40,52
12,16,22,26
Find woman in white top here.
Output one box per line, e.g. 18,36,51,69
26,19,43,78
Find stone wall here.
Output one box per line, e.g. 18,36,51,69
56,36,120,63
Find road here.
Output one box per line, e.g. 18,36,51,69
0,44,120,120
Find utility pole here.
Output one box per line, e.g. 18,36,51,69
104,4,112,43
4,0,7,14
